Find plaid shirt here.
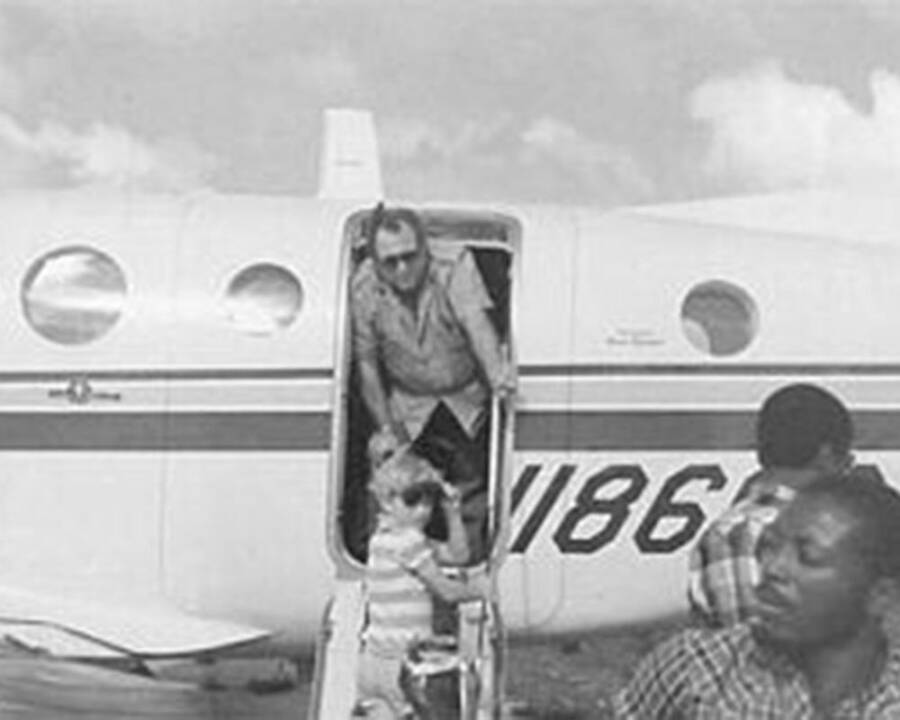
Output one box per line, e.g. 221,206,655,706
614,625,900,719
687,468,811,627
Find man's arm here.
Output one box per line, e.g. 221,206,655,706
708,528,740,627
462,308,511,395
448,250,513,395
732,469,766,504
351,276,409,443
357,354,408,443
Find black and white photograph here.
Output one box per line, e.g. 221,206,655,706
0,1,898,718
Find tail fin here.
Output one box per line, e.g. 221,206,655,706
317,109,383,200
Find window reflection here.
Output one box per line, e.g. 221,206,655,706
681,280,758,357
22,246,127,345
225,263,303,335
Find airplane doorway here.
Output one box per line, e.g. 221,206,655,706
331,206,519,570
313,206,518,718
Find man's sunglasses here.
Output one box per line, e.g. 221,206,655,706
380,249,421,270
399,482,443,507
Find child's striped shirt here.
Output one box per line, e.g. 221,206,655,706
363,522,434,657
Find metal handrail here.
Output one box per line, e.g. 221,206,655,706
485,393,502,557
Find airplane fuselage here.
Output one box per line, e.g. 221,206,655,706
1,189,898,654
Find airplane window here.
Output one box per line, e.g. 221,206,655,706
22,246,127,345
681,280,758,356
224,262,303,335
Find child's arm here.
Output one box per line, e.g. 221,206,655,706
433,483,470,565
412,556,488,604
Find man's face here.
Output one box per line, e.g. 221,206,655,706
374,222,428,295
754,493,874,648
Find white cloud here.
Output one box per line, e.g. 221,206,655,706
0,10,22,111
690,62,900,191
0,113,217,191
379,116,514,162
379,114,653,203
17,0,258,44
0,3,220,190
856,0,900,26
520,116,655,200
287,49,362,96
378,118,436,161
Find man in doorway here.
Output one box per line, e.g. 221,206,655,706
615,471,900,718
350,206,513,557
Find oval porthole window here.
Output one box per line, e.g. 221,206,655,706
22,245,127,345
681,280,758,356
225,262,303,335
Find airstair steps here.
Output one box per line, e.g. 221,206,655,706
307,579,365,720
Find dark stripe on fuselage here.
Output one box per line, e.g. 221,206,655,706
516,411,900,451
0,412,329,451
0,409,897,451
519,363,900,377
4,362,900,384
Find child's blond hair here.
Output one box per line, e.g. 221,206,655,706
369,447,442,509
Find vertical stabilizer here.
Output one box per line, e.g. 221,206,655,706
317,109,383,200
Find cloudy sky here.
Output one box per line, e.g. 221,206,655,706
1,0,900,205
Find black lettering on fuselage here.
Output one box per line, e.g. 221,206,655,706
509,462,730,555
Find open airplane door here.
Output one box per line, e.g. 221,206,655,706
309,206,518,719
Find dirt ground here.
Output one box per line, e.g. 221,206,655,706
212,607,900,719
226,615,686,719
501,616,686,719
122,611,688,720
60,603,896,718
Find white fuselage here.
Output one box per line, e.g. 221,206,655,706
1,189,898,653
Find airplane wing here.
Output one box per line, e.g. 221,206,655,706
317,108,383,200
628,188,900,245
0,653,219,719
0,585,269,660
